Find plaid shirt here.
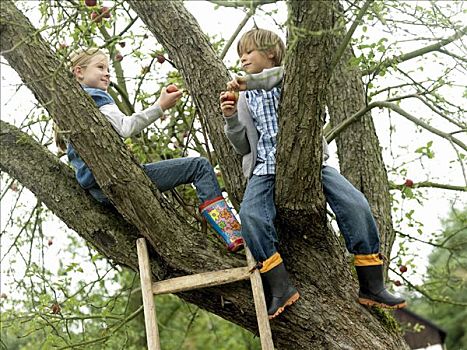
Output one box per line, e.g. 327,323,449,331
245,86,281,175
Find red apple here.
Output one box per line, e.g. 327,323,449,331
9,182,18,192
48,239,53,246
85,0,97,7
223,91,238,102
118,41,126,48
166,84,179,93
393,280,402,287
115,52,123,62
399,265,408,273
156,54,166,64
404,179,414,188
100,6,111,18
90,12,101,22
51,303,61,314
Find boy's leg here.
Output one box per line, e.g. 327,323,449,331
239,175,277,262
143,157,243,252
88,187,111,205
322,165,405,308
240,175,299,319
322,165,379,254
142,157,221,202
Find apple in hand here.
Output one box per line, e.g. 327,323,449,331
223,91,238,102
166,84,179,93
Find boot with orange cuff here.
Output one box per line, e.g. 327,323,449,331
355,253,406,309
260,253,300,319
199,196,244,252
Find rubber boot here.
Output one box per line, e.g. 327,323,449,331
356,263,406,309
261,258,300,319
199,196,244,252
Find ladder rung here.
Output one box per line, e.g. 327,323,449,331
152,266,251,295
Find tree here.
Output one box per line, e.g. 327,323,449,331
1,0,465,349
409,207,467,350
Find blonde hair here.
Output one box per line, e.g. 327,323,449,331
54,48,107,154
69,48,107,75
237,29,285,66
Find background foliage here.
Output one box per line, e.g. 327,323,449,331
1,0,465,349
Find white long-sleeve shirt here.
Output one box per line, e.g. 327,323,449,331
99,102,163,138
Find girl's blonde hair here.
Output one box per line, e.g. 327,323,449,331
54,48,107,154
237,29,285,66
69,48,107,75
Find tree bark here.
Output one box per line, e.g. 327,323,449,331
326,4,395,258
0,1,408,348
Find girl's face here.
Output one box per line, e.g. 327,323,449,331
75,55,110,91
240,48,275,74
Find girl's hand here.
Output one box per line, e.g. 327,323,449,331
158,86,183,111
220,91,238,117
226,76,247,91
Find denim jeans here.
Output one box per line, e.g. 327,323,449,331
88,157,221,206
239,165,380,262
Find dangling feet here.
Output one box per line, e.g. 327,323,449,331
260,253,300,319
355,253,406,309
199,196,244,252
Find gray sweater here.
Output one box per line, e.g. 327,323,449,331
223,66,329,178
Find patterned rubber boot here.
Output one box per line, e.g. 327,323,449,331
199,196,244,252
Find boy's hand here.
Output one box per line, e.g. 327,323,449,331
158,85,183,111
226,76,247,91
220,91,238,117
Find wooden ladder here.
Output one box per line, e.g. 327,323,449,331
136,238,274,350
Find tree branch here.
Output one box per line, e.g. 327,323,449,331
326,100,467,152
362,25,467,76
329,0,373,75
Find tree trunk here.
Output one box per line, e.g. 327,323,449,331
0,1,408,348
326,27,395,258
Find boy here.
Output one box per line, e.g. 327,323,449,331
220,29,406,319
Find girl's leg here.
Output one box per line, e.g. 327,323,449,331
142,157,221,203
143,157,243,251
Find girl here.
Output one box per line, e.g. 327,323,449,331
61,48,243,252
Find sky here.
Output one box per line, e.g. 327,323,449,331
1,0,466,298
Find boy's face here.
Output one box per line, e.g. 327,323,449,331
75,55,110,91
240,49,275,74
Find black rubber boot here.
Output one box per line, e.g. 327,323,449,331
356,265,406,309
261,263,300,319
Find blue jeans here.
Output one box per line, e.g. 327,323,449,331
89,157,222,205
239,166,380,262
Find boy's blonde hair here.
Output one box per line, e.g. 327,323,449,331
69,48,107,74
237,29,285,66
